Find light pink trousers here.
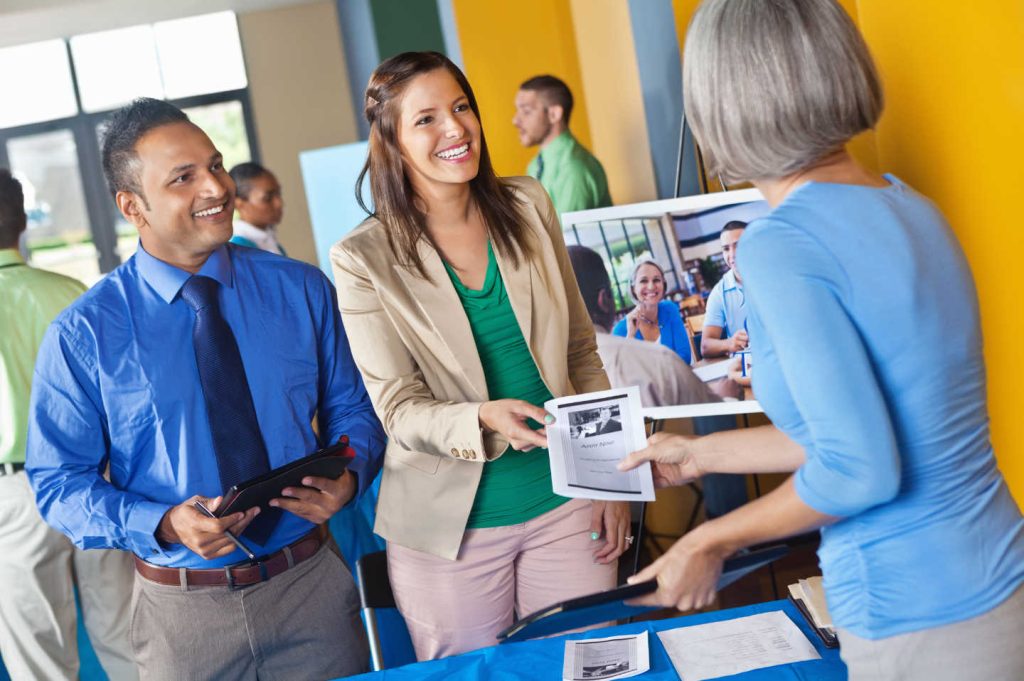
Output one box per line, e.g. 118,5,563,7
387,498,617,660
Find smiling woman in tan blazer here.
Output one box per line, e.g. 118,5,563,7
331,52,631,660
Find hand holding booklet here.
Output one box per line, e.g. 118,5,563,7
545,386,655,502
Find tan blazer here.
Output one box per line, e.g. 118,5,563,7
330,177,610,560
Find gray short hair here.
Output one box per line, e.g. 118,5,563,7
683,0,883,182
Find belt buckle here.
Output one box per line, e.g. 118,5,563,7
224,555,271,591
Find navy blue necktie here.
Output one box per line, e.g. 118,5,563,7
181,275,279,545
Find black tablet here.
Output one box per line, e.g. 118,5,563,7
215,437,353,518
497,544,788,643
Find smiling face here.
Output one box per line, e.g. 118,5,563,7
117,121,234,271
632,263,666,306
396,68,481,198
720,228,744,280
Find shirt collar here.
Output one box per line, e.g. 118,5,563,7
135,242,234,304
721,269,742,292
234,219,278,248
538,130,575,165
0,248,25,267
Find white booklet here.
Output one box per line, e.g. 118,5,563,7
562,631,650,681
545,386,655,502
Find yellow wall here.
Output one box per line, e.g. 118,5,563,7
238,1,358,265
451,0,592,178
670,0,1024,503
856,0,1024,502
569,0,658,204
672,0,878,172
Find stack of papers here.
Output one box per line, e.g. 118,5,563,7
788,576,837,646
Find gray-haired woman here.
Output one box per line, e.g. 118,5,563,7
619,1,1024,679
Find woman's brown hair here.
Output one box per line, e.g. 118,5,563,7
356,51,534,279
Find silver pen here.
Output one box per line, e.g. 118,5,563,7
193,500,257,561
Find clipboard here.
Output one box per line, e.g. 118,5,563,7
497,544,788,643
215,436,354,518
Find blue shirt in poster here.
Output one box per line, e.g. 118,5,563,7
612,299,691,365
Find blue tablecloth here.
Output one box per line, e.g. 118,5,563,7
344,599,846,680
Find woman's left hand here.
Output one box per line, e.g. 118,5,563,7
589,501,632,564
627,528,727,611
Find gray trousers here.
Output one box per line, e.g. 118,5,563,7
131,540,368,681
838,582,1024,681
0,471,136,681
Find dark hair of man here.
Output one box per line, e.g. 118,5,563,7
0,169,27,249
567,245,614,330
357,51,533,280
721,220,747,234
519,75,574,126
100,97,189,208
229,162,271,200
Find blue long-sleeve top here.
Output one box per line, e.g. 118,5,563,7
612,299,691,364
739,176,1024,639
26,244,385,568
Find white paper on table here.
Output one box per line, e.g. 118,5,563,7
656,610,820,681
692,359,732,383
562,631,650,681
545,386,654,502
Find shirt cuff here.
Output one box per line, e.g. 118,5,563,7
126,499,174,559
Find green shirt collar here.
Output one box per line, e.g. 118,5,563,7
0,248,25,267
537,130,576,166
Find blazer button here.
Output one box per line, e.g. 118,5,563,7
450,448,460,457
469,449,477,459
461,449,472,459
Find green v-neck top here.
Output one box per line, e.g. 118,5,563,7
443,243,568,528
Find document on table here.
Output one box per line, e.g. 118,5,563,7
545,386,655,502
562,631,650,681
656,610,820,681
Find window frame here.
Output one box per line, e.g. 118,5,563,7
0,33,259,277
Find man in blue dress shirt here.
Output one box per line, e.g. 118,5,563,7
25,98,385,680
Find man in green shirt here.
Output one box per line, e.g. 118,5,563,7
513,75,612,216
0,170,136,680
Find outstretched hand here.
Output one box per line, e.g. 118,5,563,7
618,431,705,488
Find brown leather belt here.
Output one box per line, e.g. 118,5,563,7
133,524,328,589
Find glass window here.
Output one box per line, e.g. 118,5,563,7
8,130,100,285
0,40,78,128
155,12,247,99
71,25,163,112
182,100,252,170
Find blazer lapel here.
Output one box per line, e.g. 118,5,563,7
494,238,534,350
392,238,489,401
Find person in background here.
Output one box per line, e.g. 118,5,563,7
228,162,286,255
513,75,611,216
569,244,747,518
613,260,692,364
0,170,137,681
701,220,748,358
620,2,1024,679
333,51,629,660
26,99,385,681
